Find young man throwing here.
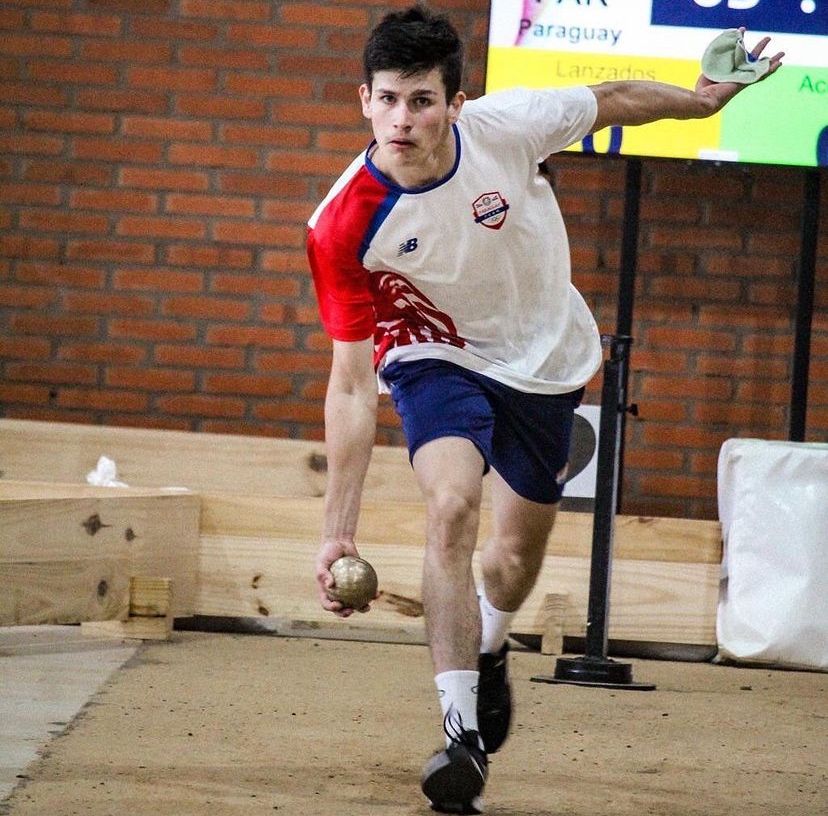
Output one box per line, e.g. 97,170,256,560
307,5,782,813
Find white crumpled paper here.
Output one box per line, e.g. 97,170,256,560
86,455,129,488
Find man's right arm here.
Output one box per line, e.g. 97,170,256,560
315,336,378,616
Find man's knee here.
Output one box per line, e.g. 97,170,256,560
424,487,480,556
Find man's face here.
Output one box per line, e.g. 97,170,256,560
359,68,464,184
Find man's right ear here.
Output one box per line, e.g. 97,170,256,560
359,83,372,119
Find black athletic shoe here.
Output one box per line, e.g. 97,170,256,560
477,642,512,754
421,715,488,815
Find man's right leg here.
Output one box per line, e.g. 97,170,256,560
413,436,489,814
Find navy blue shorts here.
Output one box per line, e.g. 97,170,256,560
383,359,584,504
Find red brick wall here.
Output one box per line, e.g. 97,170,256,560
1,0,826,519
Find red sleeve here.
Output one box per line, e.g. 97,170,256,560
306,226,375,342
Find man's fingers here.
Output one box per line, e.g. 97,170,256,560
750,35,771,59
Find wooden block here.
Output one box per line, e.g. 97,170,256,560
129,576,172,617
82,615,172,641
0,481,199,625
540,593,569,655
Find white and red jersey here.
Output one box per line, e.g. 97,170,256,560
307,86,602,394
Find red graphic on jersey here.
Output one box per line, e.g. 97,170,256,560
370,271,466,359
472,191,509,230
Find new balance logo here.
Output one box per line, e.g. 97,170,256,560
397,237,419,256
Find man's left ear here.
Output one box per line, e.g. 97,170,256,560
447,91,466,124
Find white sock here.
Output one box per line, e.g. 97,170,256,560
435,670,480,747
479,590,515,654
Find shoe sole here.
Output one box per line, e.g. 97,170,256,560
422,749,486,806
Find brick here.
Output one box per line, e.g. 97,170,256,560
0,133,65,156
165,193,255,218
66,239,155,263
645,326,736,353
204,325,294,347
280,4,369,27
698,305,791,331
30,10,122,35
0,182,61,206
202,372,292,396
58,341,147,365
179,45,269,70
315,130,372,152
0,336,52,360
114,267,204,293
107,414,191,431
256,351,330,373
122,117,213,142
153,344,245,369
0,284,55,309
71,189,158,213
61,291,156,318
180,0,271,21
226,22,316,48
225,73,313,98
262,199,316,224
640,425,731,450
631,399,688,422
106,367,196,392
734,381,793,403
212,221,303,246
120,167,209,192
222,123,311,148
130,17,220,41
76,88,168,114
693,402,787,427
128,66,217,93
272,101,364,127
696,354,789,379
648,225,742,251
176,94,266,120
168,143,258,169
0,383,53,405
638,474,716,500
19,208,110,234
6,361,98,385
161,296,250,321
0,32,72,57
266,150,352,177
165,244,251,268
81,40,173,64
107,318,196,342
117,215,206,240
155,394,246,417
647,276,742,302
254,401,323,423
73,137,163,164
58,388,148,412
1,235,61,260
623,449,686,471
212,273,300,298
260,249,310,273
639,375,733,400
16,261,106,288
28,60,119,85
220,172,309,198
741,334,794,356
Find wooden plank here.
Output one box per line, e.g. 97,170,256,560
0,418,422,501
201,494,721,564
82,616,172,640
129,576,172,617
197,532,718,645
0,481,200,624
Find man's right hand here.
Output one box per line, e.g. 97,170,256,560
315,539,373,618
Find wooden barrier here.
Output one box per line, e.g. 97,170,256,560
0,419,722,649
0,481,200,626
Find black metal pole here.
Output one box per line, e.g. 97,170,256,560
790,169,820,442
532,334,654,690
614,159,642,512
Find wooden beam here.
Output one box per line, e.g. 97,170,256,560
0,481,199,625
197,495,720,646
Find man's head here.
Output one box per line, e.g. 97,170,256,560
363,4,464,102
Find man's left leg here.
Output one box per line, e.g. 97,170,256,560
477,470,559,754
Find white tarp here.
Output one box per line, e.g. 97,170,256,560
717,438,828,670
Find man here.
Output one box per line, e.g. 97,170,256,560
307,5,782,813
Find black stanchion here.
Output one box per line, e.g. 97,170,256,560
531,335,655,691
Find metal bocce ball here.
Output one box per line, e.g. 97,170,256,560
328,556,378,609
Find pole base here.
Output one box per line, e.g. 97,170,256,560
531,656,656,691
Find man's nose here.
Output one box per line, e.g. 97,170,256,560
393,101,413,129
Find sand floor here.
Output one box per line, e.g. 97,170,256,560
3,632,826,816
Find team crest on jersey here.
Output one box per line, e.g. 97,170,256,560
472,192,509,230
